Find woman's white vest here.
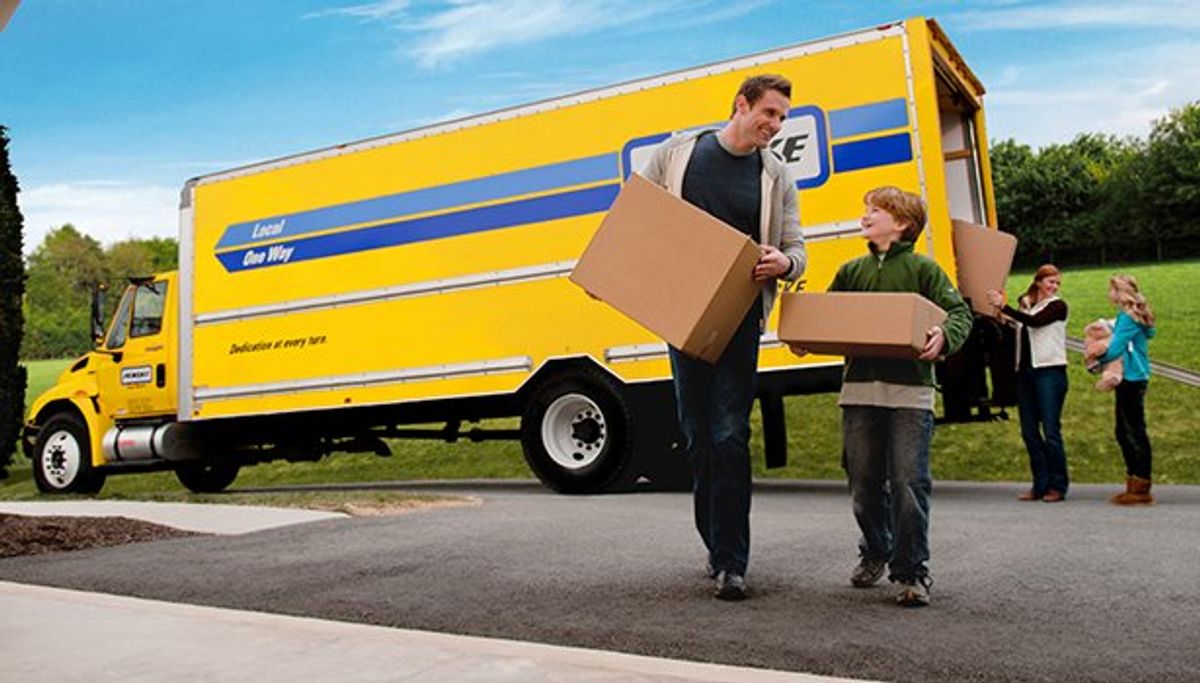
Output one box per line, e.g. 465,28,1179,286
1015,295,1067,369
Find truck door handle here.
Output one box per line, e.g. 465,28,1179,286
146,345,164,352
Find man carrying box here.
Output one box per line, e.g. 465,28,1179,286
642,74,807,601
794,187,970,607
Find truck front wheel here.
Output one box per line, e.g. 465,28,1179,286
520,368,631,494
33,413,106,494
175,461,240,493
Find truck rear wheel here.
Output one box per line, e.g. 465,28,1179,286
175,461,240,493
33,413,106,494
520,367,631,494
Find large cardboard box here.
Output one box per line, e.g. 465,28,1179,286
777,292,947,359
569,174,762,363
952,219,1018,315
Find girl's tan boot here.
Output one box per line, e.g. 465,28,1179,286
1111,475,1154,505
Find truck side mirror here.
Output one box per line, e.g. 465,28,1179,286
91,283,108,345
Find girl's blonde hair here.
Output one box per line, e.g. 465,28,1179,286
1110,274,1155,327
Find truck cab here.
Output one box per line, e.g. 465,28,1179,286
23,273,181,492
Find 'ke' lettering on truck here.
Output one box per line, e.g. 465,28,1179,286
24,17,1000,495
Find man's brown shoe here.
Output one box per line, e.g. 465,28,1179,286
1042,489,1065,503
1017,489,1041,501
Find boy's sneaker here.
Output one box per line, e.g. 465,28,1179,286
850,558,887,588
715,571,747,601
895,576,932,607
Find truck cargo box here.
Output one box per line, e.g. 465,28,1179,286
25,17,1005,495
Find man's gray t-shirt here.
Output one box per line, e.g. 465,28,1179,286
681,131,762,240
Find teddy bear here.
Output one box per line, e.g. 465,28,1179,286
1083,319,1123,391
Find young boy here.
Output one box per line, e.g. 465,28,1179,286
803,186,971,606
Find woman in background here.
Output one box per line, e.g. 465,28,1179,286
987,265,1069,502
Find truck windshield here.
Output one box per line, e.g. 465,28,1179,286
104,286,135,349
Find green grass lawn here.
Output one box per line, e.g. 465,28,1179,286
6,259,1197,500
22,357,73,417
1000,260,1198,368
759,260,1200,485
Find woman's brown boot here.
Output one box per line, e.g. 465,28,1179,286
1111,476,1154,505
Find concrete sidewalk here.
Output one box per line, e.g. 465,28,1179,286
0,500,346,534
0,582,869,683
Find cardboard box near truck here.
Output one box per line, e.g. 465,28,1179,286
952,219,1018,315
569,174,762,364
777,292,947,359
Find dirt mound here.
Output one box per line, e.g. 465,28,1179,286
0,513,203,558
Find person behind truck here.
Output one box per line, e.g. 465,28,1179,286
641,74,806,601
1090,274,1157,505
986,265,1071,503
792,187,970,607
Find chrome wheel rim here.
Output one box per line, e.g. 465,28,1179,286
41,429,82,489
540,393,607,471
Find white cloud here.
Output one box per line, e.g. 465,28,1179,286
408,1,690,68
304,0,412,21
951,0,1200,31
993,66,1020,87
17,181,179,254
985,41,1200,146
409,107,477,127
310,0,767,68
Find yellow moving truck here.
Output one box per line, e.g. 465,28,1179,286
24,17,998,494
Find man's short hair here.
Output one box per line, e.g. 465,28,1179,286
732,74,792,116
864,186,927,242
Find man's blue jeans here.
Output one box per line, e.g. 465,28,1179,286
668,303,761,576
842,405,934,582
1015,366,1069,495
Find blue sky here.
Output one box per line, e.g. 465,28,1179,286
2,0,1198,252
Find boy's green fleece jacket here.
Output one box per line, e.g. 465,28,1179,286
829,241,973,387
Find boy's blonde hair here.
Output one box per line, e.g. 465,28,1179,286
1110,274,1155,327
864,186,926,242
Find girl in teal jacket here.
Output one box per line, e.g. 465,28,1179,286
1096,275,1157,505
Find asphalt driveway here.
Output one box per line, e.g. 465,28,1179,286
1,480,1197,683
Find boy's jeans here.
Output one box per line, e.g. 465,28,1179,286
668,302,761,576
1015,366,1069,495
842,405,934,582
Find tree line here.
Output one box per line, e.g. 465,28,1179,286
11,99,1199,361
21,226,177,359
993,100,1200,267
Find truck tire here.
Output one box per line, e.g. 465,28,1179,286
520,367,632,494
33,413,106,494
175,461,240,493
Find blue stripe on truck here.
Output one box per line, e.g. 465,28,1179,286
831,132,913,173
214,98,919,273
217,183,620,273
215,153,620,250
828,98,908,139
